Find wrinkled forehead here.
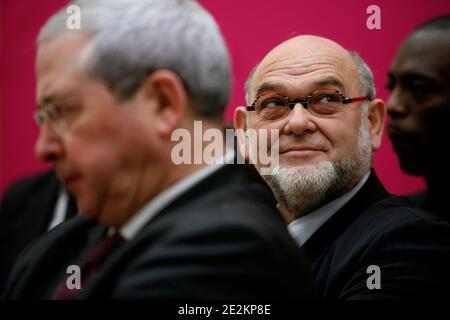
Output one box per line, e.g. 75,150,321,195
251,37,359,98
35,32,93,103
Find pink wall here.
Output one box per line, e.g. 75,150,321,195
2,0,450,196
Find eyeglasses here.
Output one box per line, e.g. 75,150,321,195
34,103,80,135
247,88,370,121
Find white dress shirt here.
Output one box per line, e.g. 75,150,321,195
288,171,370,247
47,188,70,230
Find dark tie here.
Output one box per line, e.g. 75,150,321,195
51,232,125,300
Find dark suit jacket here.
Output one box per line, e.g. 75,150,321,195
407,190,449,223
0,170,77,293
302,171,450,300
3,164,315,299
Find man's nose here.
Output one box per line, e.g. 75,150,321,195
283,103,317,135
35,122,64,163
386,89,408,119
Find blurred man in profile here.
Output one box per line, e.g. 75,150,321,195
387,15,450,222
3,0,314,299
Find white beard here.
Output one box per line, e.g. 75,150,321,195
258,116,372,219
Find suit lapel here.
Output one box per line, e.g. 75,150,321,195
25,172,61,237
147,164,252,223
302,170,389,271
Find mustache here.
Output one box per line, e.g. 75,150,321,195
279,137,328,153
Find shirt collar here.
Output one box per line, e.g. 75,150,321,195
115,149,235,240
288,171,370,247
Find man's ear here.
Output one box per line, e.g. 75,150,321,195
141,70,187,136
234,106,250,161
367,98,386,151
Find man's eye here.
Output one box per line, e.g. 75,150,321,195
52,106,67,117
399,76,435,96
314,94,341,104
260,98,285,109
386,75,395,91
405,79,434,100
53,105,79,120
411,79,431,92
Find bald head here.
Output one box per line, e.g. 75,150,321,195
245,35,371,105
259,35,353,69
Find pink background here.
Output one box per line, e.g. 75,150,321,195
2,0,450,196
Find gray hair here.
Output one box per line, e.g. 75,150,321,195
38,0,231,120
244,50,376,106
245,64,258,106
348,51,376,100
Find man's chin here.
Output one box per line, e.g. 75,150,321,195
279,155,325,168
275,161,329,173
75,198,99,220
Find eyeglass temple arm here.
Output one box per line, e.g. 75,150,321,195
342,96,370,104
